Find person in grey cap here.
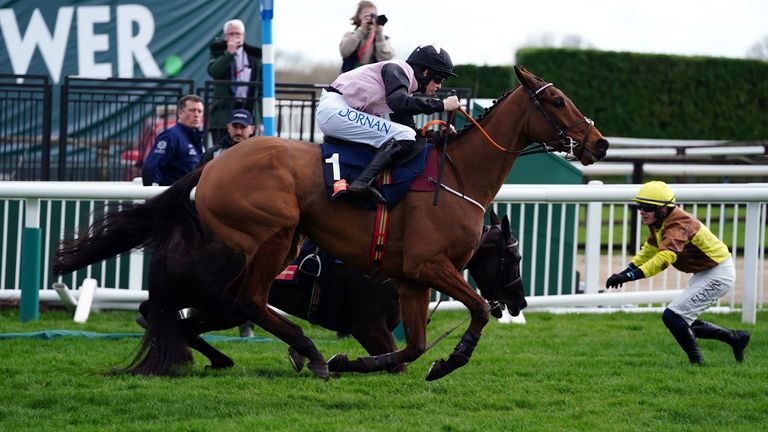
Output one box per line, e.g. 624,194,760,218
198,108,256,167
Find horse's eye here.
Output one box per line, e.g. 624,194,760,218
553,98,565,108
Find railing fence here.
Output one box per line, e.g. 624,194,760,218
1,182,765,323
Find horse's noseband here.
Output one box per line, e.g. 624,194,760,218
528,82,594,160
483,234,521,305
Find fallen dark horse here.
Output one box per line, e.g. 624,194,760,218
55,205,523,376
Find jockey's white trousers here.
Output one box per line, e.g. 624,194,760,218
316,90,416,148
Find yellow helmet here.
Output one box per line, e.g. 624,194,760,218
633,181,676,207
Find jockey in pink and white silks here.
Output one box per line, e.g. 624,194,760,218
316,44,461,204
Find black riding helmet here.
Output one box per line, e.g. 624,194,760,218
406,45,458,91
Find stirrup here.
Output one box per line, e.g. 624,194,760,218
298,253,322,278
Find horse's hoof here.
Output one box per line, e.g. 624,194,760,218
327,353,349,373
425,358,449,381
308,361,329,381
135,314,148,329
287,347,305,373
205,357,235,369
206,357,235,370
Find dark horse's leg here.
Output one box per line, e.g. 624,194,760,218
325,266,403,374
136,300,236,369
328,279,428,374
181,314,242,369
328,257,489,381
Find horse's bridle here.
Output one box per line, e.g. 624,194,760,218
526,82,594,160
484,235,521,315
454,81,594,160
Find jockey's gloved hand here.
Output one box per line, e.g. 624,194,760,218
442,95,461,112
605,263,644,289
426,125,457,143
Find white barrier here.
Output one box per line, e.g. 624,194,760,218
1,182,766,323
574,163,768,177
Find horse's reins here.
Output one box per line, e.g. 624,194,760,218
421,81,594,159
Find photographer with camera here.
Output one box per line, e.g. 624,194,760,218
340,1,394,73
207,19,262,146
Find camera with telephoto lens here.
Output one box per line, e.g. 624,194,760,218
375,14,387,26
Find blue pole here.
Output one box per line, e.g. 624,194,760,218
261,0,275,136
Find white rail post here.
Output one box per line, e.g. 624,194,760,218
583,180,603,294
741,202,760,324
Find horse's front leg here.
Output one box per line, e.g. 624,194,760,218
328,279,428,374
418,258,489,381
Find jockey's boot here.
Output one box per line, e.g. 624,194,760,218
662,308,703,365
691,320,751,362
347,139,416,205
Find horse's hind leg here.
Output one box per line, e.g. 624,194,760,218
241,229,328,380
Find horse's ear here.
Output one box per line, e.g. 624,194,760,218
514,66,531,88
501,214,511,235
489,210,501,225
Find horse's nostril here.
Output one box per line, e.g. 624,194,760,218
597,139,609,152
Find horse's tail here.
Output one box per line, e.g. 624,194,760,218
118,257,193,376
53,168,204,276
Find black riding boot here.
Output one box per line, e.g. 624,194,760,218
346,139,416,205
662,308,704,365
691,320,751,362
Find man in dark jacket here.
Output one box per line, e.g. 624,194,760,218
142,95,205,186
207,19,262,145
198,109,255,167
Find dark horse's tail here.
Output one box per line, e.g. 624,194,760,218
53,168,203,276
53,168,204,376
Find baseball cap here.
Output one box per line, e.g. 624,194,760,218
228,109,254,126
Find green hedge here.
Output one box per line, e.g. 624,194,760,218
455,49,768,139
451,64,516,101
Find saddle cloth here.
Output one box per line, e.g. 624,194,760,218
320,141,437,209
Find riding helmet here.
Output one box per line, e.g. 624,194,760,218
633,181,677,207
406,45,458,77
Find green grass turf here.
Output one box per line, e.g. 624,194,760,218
0,308,765,431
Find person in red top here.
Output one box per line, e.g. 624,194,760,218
339,1,394,72
606,181,751,365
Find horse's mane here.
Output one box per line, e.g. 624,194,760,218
455,88,517,138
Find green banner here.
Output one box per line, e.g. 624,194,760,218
0,0,261,85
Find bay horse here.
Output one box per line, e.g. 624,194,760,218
128,211,521,376
190,66,608,380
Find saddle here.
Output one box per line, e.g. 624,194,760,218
320,136,437,209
